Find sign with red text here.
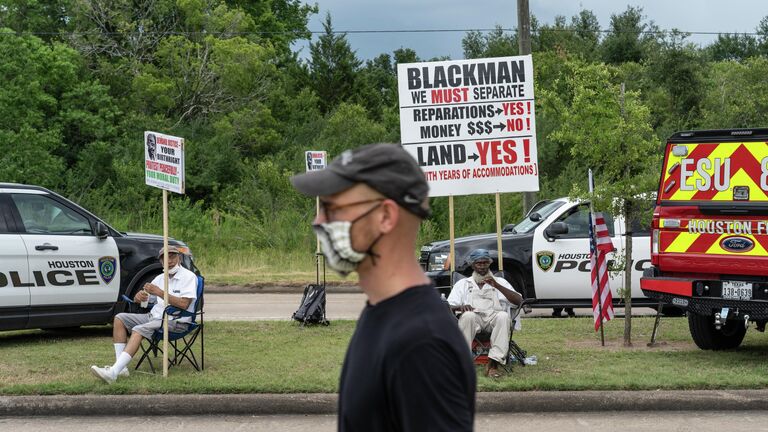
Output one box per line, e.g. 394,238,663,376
397,55,539,197
144,131,185,194
305,150,327,172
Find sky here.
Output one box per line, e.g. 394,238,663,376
294,0,768,61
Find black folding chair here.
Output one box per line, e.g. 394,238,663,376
133,275,205,373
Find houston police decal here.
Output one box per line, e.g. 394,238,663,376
98,256,117,284
536,251,555,272
720,236,754,253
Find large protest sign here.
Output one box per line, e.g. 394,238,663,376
145,131,185,194
397,55,539,197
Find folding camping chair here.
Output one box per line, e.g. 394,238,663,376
451,271,530,372
126,275,205,373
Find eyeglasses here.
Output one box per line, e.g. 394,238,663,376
319,198,384,222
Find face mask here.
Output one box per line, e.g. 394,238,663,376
168,264,181,275
313,204,382,277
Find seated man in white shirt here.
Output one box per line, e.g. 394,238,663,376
447,249,522,378
90,246,198,384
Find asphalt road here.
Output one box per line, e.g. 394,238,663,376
5,411,768,431
204,292,659,321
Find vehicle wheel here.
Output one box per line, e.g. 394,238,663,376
688,313,746,350
121,272,160,313
495,270,526,299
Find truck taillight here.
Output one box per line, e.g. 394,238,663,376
652,229,659,255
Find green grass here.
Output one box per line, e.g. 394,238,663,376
2,317,768,395
194,249,356,285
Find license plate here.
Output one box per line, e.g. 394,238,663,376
722,281,752,300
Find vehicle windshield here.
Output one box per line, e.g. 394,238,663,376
512,200,565,234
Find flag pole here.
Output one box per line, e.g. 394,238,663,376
589,169,606,347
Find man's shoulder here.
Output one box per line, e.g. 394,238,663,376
494,275,513,288
452,277,472,289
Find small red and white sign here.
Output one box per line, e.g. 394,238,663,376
144,131,185,194
397,55,539,197
305,151,327,172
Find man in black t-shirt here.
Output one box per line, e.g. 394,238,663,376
291,143,476,431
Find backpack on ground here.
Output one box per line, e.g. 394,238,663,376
292,283,330,326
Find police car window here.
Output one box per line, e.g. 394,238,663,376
0,209,8,233
556,205,616,238
11,194,92,235
513,201,565,234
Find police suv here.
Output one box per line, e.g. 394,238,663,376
420,198,656,309
0,183,199,331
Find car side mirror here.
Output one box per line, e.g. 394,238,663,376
544,222,568,241
95,221,109,240
528,212,541,222
502,223,516,233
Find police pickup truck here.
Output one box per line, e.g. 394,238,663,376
0,183,199,331
420,198,655,309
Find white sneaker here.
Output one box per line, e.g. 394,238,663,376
90,365,117,384
117,367,129,377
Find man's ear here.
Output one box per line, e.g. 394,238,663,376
378,199,399,234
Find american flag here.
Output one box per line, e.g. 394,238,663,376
589,212,615,331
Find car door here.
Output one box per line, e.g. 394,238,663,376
0,193,30,330
531,203,622,300
8,191,120,327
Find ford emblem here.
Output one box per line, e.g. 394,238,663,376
720,236,754,253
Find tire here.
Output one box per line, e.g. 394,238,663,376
495,269,526,299
120,272,160,313
688,313,747,350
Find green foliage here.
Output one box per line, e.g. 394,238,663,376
534,10,600,61
309,13,361,113
706,33,760,62
699,57,768,128
600,6,658,64
551,63,658,207
0,0,71,39
312,103,388,158
462,26,517,59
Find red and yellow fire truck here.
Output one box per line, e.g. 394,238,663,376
641,128,768,350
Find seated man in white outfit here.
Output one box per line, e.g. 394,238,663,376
447,249,522,377
90,246,198,384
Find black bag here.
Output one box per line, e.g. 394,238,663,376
292,284,330,326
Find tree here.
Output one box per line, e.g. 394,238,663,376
462,25,517,59
308,13,361,113
0,0,72,40
0,29,120,190
705,33,759,62
223,0,317,55
353,53,398,121
601,6,658,64
550,63,659,346
642,30,704,135
699,57,768,128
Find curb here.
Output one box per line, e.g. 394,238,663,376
3,390,768,416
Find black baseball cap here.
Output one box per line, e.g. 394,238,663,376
290,143,431,218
